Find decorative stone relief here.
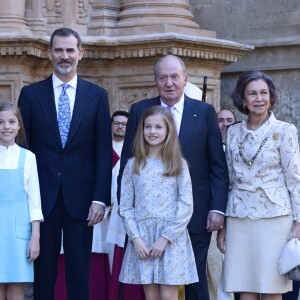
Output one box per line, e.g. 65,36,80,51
43,0,62,23
0,84,13,102
25,0,33,10
77,0,90,25
120,87,157,107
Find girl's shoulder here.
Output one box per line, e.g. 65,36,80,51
178,158,189,176
127,157,135,164
125,157,135,169
18,147,36,161
181,158,188,168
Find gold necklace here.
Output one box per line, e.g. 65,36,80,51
238,136,268,167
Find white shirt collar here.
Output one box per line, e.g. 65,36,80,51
0,143,18,153
160,93,185,114
52,73,78,90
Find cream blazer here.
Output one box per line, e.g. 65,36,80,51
225,112,300,220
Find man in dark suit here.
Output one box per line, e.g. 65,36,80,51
18,28,112,300
118,55,228,299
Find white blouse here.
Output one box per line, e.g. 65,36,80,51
0,144,43,222
225,112,300,220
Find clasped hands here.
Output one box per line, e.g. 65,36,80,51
132,237,168,260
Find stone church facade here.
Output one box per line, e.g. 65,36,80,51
191,0,300,128
0,0,299,130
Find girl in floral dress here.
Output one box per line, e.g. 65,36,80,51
119,106,198,300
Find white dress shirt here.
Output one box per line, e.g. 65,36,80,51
0,144,43,222
52,73,106,207
52,73,77,117
160,94,184,135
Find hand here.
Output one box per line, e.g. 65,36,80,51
216,227,226,254
27,235,40,262
149,237,169,259
132,238,150,260
87,203,105,227
207,211,224,232
289,222,300,240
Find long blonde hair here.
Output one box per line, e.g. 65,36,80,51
133,106,183,176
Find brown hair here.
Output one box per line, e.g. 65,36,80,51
231,70,278,115
133,105,183,176
0,100,27,146
50,27,82,50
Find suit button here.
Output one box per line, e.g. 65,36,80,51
57,172,61,176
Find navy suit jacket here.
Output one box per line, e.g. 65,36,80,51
18,75,112,220
119,95,229,233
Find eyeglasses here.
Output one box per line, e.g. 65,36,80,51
112,121,127,128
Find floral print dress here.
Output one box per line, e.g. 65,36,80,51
119,158,198,285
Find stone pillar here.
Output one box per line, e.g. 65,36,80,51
88,0,121,36
0,0,31,34
25,0,47,35
115,0,215,37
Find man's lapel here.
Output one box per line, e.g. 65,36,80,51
37,76,62,148
179,96,199,151
66,76,86,146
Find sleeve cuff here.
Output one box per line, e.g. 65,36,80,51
92,201,106,208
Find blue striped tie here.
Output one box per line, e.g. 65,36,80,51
58,83,71,148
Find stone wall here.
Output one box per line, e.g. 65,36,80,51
190,0,300,131
0,0,251,114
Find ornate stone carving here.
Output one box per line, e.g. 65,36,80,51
0,84,13,102
43,0,62,23
77,0,90,25
121,87,157,107
88,0,120,35
25,0,47,34
0,0,31,34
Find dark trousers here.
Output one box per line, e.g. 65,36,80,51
283,281,300,300
185,232,212,300
34,189,93,300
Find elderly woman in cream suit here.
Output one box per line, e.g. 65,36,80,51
217,71,300,300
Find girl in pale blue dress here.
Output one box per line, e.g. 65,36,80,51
119,106,198,300
0,101,43,300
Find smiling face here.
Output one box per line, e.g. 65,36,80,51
48,35,84,82
155,56,187,106
244,79,270,120
0,110,20,147
143,114,167,151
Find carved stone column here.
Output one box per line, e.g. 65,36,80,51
25,0,47,35
115,0,215,37
88,0,121,36
0,0,31,34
